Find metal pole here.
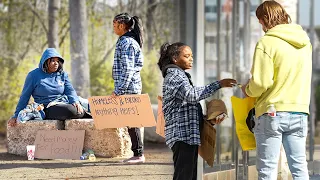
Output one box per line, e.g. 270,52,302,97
309,0,315,162
216,0,222,165
195,0,205,179
233,0,241,177
243,151,249,180
242,1,251,179
231,0,239,162
235,136,240,180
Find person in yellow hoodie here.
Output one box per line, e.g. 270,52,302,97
241,1,311,180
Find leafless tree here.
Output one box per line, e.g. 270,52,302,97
48,0,60,49
69,0,90,97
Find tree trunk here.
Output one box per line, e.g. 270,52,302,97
69,0,90,97
146,0,157,51
48,0,60,49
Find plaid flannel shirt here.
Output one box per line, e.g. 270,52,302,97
162,68,221,149
112,36,143,95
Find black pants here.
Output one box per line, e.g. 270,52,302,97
128,127,143,157
44,104,91,121
171,141,198,180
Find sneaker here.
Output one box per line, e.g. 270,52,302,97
122,155,145,164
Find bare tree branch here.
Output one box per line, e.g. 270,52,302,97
59,26,70,47
95,44,116,67
20,0,37,60
25,0,48,34
59,18,70,35
40,17,69,50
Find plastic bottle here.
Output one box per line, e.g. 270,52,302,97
80,152,89,160
88,153,96,161
87,149,96,161
267,104,277,117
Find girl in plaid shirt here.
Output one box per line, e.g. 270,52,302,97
112,13,145,164
158,42,236,180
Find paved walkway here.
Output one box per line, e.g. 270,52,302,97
0,141,174,180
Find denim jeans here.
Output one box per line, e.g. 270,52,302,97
254,112,309,180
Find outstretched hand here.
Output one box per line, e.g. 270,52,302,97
219,79,237,88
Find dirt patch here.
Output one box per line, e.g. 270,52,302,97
0,137,173,180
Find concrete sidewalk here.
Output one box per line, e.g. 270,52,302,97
0,141,174,180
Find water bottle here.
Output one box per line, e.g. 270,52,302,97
267,104,277,117
80,152,89,160
87,149,96,161
88,153,96,161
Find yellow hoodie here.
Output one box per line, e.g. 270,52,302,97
245,24,312,117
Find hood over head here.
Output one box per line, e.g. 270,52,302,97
265,24,310,49
39,48,65,72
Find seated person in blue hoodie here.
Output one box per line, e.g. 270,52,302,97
8,48,88,126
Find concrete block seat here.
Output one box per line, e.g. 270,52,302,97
7,120,64,156
65,119,132,158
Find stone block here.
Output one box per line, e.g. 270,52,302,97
7,120,64,156
65,119,132,158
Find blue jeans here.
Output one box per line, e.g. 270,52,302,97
254,112,309,180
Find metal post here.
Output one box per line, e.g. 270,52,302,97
235,136,240,180
232,0,239,162
242,151,249,180
232,0,241,178
234,87,242,180
309,0,315,162
232,0,237,78
243,0,251,70
196,0,205,179
242,1,251,179
216,0,222,165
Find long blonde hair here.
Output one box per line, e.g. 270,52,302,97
256,1,291,30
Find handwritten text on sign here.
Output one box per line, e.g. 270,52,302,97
34,130,85,160
92,96,141,116
89,94,156,129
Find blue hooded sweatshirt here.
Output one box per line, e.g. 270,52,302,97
13,48,79,118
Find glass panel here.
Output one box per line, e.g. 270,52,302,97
204,0,218,84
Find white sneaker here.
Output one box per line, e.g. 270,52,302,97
122,155,145,164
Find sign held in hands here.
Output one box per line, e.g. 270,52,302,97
89,94,156,129
156,96,165,138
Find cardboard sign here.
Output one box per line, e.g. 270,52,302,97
89,94,156,129
198,120,216,167
34,130,85,160
156,96,165,138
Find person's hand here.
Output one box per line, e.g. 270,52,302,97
215,113,227,124
8,118,17,127
241,79,250,97
219,79,237,88
73,102,84,114
111,91,118,98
